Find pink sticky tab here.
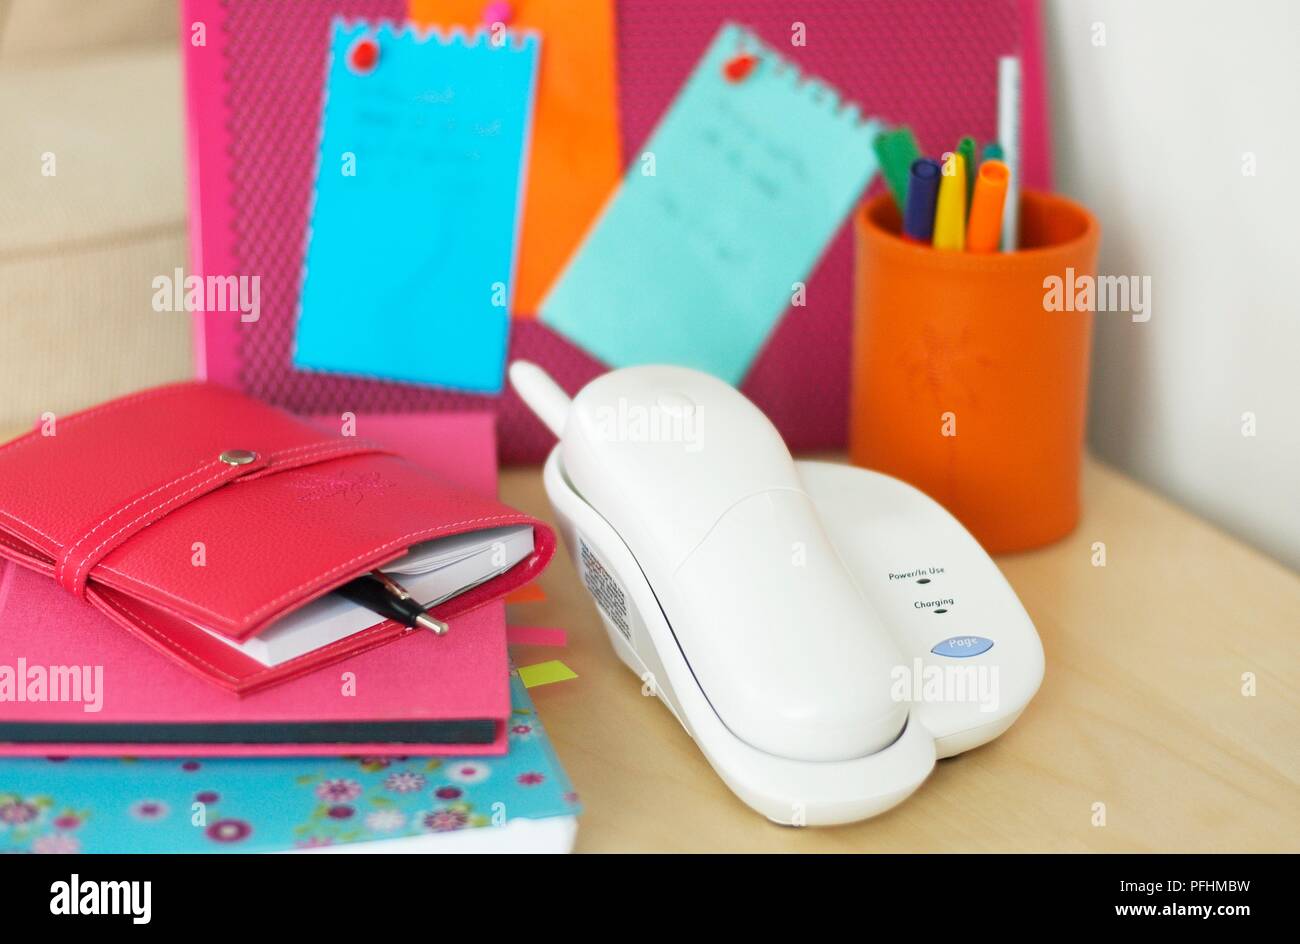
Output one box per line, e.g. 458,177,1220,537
506,625,568,648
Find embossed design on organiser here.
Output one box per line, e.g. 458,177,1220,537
288,469,397,505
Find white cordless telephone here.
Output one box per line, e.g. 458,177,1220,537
512,361,1043,825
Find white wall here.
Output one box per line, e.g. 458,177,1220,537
1044,0,1300,570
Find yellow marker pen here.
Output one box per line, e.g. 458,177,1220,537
932,151,967,251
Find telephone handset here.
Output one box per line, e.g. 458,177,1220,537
511,361,1043,825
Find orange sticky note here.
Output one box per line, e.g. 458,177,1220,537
504,582,547,604
409,0,623,317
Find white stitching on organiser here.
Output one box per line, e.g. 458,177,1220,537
12,542,244,685
264,440,359,460
5,421,495,630
12,522,526,690
96,590,237,682
97,514,526,628
0,540,240,683
0,384,189,460
2,383,196,575
68,467,235,595
56,461,218,586
5,425,380,580
56,441,387,617
0,533,54,575
50,440,375,585
259,441,381,467
0,508,62,548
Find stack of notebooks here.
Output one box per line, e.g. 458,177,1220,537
0,407,580,853
0,673,578,854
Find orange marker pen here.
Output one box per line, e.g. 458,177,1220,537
966,160,1010,253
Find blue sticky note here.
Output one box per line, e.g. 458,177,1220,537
294,21,540,394
540,23,880,385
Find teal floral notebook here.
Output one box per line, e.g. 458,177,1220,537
0,673,578,853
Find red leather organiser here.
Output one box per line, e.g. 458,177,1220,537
0,382,555,695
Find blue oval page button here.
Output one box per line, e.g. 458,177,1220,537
931,636,995,658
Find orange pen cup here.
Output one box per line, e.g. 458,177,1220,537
849,190,1101,553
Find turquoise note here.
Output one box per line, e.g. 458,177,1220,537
540,23,880,385
294,21,539,394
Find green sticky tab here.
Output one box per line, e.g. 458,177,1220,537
518,660,579,689
957,136,977,213
872,127,920,211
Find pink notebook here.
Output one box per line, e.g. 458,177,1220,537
0,412,512,757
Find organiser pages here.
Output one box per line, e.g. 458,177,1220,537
200,525,534,666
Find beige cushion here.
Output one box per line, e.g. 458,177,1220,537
0,0,177,61
0,32,191,435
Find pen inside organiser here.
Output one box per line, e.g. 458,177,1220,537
194,525,535,667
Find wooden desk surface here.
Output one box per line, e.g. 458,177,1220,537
2,414,1291,852
500,456,1300,852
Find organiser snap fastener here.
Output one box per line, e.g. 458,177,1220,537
219,449,258,466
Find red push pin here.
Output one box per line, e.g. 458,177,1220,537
483,1,513,26
723,53,758,83
348,36,380,74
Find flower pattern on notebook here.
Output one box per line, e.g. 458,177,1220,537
0,674,578,853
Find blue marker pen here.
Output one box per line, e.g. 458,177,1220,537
903,158,942,243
